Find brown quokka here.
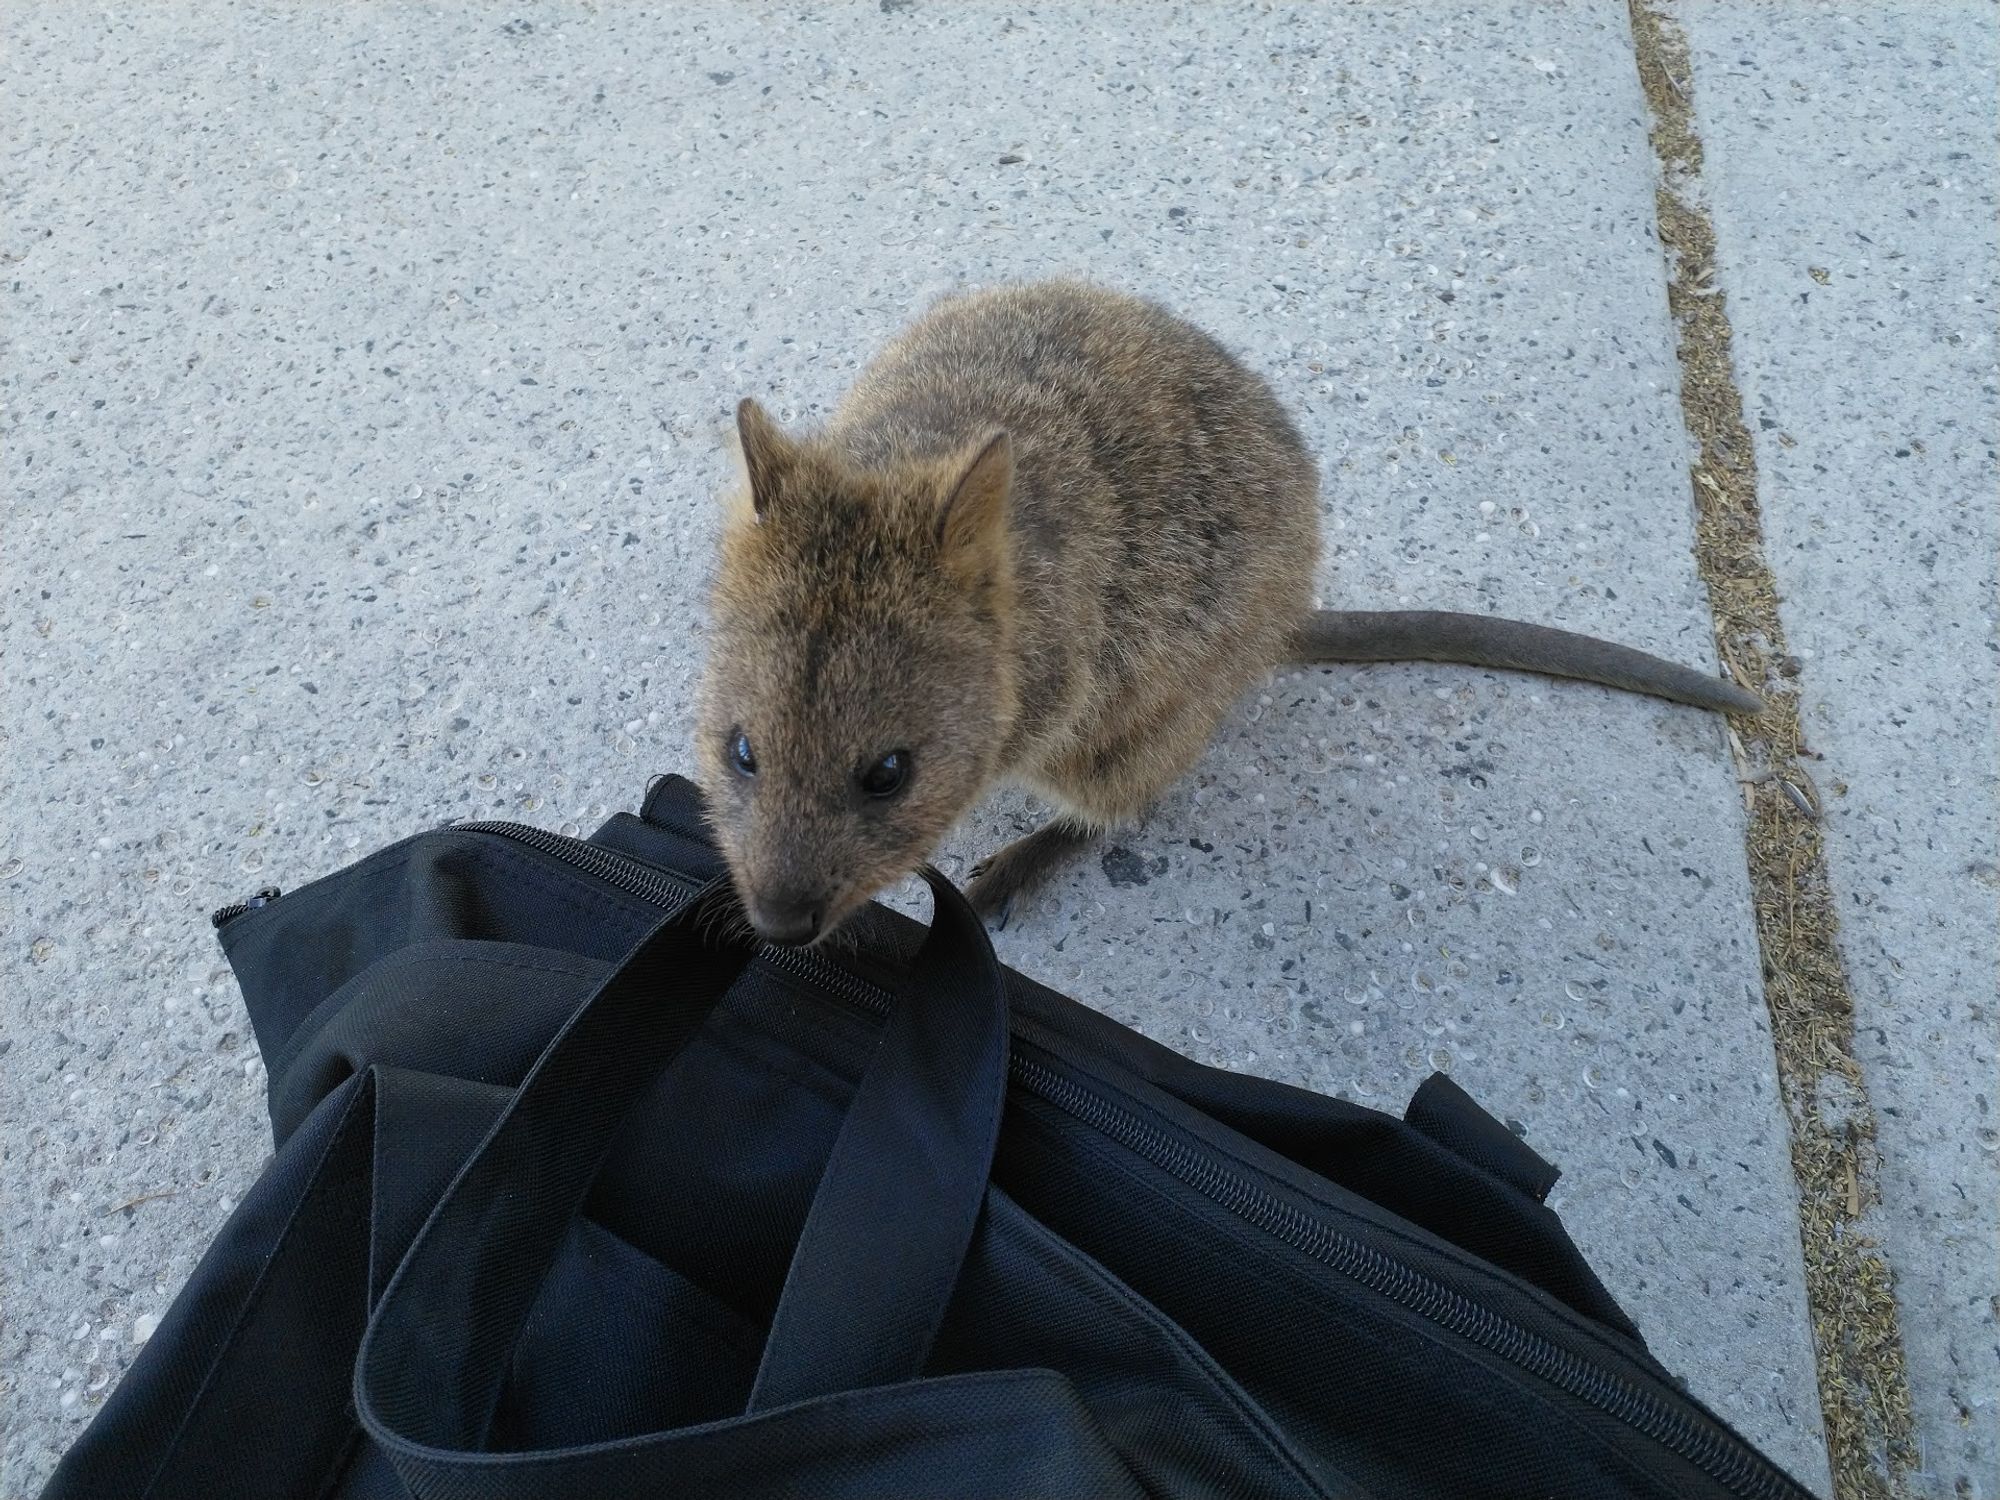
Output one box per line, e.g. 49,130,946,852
696,281,1760,945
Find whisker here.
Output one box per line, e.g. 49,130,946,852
814,921,866,962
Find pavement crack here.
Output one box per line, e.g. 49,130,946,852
1625,4,1920,1498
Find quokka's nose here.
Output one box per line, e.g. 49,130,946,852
748,894,823,947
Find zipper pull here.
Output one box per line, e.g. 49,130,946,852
210,886,282,929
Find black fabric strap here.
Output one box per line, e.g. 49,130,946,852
41,1067,515,1500
355,879,756,1450
749,867,1009,1409
357,871,1026,1493
53,873,1106,1500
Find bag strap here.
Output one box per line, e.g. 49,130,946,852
357,869,1012,1476
749,866,1009,1408
41,1066,515,1500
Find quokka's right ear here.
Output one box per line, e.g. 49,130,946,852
733,398,796,519
935,430,1013,577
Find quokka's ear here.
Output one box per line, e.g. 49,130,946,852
935,431,1013,568
733,398,796,518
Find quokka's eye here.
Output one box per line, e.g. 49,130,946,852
858,750,910,799
729,730,757,778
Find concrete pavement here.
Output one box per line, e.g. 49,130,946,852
4,4,1991,1495
1678,4,1999,1489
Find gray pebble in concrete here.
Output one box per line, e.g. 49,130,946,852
1682,4,1999,1491
3,3,1832,1492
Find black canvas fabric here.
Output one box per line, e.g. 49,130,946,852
44,775,1821,1500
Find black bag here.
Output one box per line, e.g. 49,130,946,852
46,775,1817,1500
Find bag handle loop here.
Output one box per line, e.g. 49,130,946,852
356,868,1011,1469
749,866,1009,1408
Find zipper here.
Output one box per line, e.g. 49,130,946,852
249,818,1809,1500
210,886,282,929
1008,1054,1796,1500
454,821,695,912
447,821,894,1015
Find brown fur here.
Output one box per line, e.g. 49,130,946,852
696,281,1752,941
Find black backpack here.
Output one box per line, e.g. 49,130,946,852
45,775,1818,1500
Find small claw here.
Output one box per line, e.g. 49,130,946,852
963,874,1000,919
993,896,1014,932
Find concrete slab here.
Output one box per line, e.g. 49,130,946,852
1678,4,2000,1492
3,3,1829,1492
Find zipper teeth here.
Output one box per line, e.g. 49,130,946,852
453,820,1798,1500
457,822,692,909
454,822,891,1012
1012,1055,1784,1500
211,887,282,930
